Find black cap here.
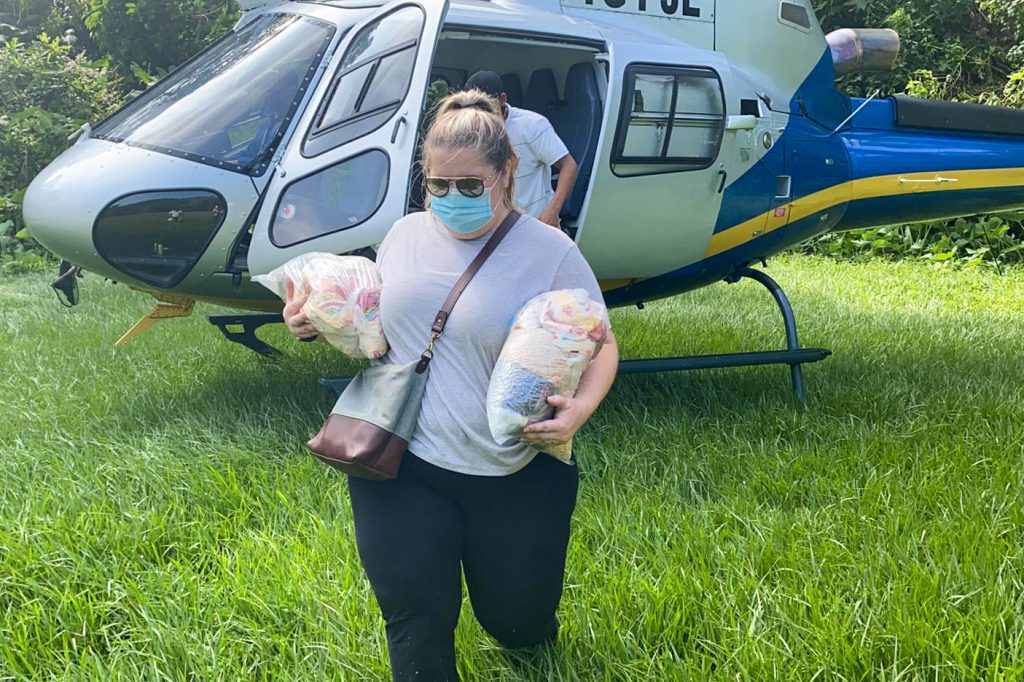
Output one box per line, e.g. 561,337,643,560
465,70,503,98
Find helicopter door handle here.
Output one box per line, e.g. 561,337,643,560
717,170,728,194
390,116,407,144
725,115,757,131
898,176,959,184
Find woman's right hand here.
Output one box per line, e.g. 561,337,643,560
283,276,318,340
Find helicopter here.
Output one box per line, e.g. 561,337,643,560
23,0,1024,400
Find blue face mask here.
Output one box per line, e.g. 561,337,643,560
431,187,494,234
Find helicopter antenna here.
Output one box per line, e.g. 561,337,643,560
831,88,881,135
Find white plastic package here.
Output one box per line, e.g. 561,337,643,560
252,252,387,359
486,289,609,462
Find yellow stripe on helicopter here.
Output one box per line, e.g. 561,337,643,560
705,166,1024,259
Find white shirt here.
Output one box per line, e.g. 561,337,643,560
505,105,569,217
376,211,607,475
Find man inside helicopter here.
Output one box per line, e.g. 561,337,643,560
464,70,579,228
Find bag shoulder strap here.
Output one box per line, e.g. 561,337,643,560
431,209,520,335
416,209,521,373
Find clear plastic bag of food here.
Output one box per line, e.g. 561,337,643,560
486,289,609,462
252,252,387,359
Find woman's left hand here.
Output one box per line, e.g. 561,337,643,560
520,395,593,449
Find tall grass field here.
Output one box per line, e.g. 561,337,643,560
1,256,1022,681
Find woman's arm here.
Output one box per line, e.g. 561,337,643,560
521,329,619,449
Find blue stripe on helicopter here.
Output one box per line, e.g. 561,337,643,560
605,182,1024,307
713,49,850,236
837,186,1024,232
714,52,1024,237
842,101,1024,177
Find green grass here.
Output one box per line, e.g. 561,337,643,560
1,255,1023,681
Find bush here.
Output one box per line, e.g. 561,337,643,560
803,214,1024,268
0,34,120,261
0,2,77,43
815,0,1018,98
77,0,239,86
980,0,1024,66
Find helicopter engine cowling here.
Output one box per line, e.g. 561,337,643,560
827,28,901,78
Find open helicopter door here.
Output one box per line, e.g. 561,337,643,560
576,40,738,280
247,0,450,275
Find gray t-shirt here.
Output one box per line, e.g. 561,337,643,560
376,211,607,476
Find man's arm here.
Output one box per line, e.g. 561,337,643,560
539,153,578,227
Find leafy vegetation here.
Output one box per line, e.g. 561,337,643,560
811,0,1024,265
0,0,239,82
0,33,118,265
816,0,1022,98
2,257,1023,679
0,0,240,266
802,212,1024,267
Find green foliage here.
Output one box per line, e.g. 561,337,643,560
980,0,1024,66
421,78,452,132
809,1,1024,268
0,1,76,42
802,214,1024,267
426,78,452,116
76,0,240,85
1,1,240,86
0,33,120,262
980,66,1024,108
815,0,1018,98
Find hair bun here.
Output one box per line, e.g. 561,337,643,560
439,89,501,117
451,100,491,114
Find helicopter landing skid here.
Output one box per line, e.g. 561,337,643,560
708,264,830,403
321,267,830,404
208,313,285,357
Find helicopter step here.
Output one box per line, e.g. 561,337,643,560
208,312,286,357
319,266,831,404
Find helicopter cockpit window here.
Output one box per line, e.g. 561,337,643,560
92,14,334,176
271,150,390,247
303,6,425,157
612,66,725,176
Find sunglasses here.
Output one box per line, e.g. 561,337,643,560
424,170,500,198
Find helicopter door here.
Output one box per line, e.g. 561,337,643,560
577,44,738,279
247,0,450,275
706,98,792,260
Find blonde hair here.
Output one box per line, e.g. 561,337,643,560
423,89,518,209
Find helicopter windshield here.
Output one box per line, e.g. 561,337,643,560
92,14,335,176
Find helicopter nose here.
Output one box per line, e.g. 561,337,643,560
23,141,107,270
24,138,257,287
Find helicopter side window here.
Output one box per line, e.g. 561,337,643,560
612,65,725,176
303,6,425,157
270,150,390,247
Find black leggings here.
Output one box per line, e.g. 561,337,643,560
347,451,580,682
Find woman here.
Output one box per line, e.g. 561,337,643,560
283,90,619,681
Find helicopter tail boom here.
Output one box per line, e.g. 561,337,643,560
832,96,1024,232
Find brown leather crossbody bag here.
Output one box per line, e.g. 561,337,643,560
306,210,520,480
